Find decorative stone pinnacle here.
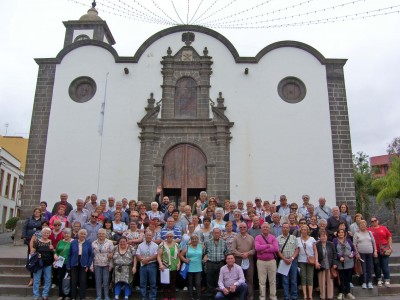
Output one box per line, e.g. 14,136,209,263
146,92,155,110
92,1,96,8
167,47,172,56
217,92,225,108
203,47,209,56
182,32,195,46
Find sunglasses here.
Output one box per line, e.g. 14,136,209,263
371,219,377,222
91,215,98,218
54,224,61,227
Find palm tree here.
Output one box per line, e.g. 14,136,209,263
372,157,400,224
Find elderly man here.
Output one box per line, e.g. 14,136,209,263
248,216,262,239
270,213,282,237
83,212,103,243
265,204,277,224
216,254,248,300
121,198,129,212
136,231,158,300
277,223,299,300
180,205,193,229
315,197,332,220
204,228,227,299
224,201,238,221
107,196,116,212
326,206,348,241
192,191,208,215
254,197,263,217
111,200,130,224
255,223,279,300
160,217,182,243
277,195,291,218
84,194,98,215
51,193,73,215
298,195,310,219
232,222,256,300
67,198,90,226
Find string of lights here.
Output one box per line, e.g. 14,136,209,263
200,0,367,27
212,5,400,29
68,0,400,29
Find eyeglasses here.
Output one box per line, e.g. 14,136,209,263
299,222,306,225
54,224,61,227
371,219,377,222
166,236,174,238
91,215,98,218
239,226,247,229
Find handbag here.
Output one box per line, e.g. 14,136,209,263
301,238,315,265
380,244,392,256
354,258,363,275
330,266,338,279
62,272,70,295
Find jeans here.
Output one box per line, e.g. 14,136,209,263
374,253,390,281
33,265,52,298
94,265,110,300
338,268,352,294
187,271,202,300
360,253,373,283
282,259,298,300
215,283,248,300
139,262,157,300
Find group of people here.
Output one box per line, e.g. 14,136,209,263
21,191,393,300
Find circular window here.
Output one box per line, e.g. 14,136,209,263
68,76,97,103
277,77,306,103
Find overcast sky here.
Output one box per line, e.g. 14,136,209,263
1,0,399,158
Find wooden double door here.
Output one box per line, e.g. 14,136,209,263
162,144,207,206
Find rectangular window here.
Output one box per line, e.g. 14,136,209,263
0,169,4,195
9,208,14,219
11,177,17,200
4,174,11,198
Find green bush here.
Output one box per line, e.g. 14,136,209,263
5,217,19,230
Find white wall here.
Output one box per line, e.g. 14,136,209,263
41,31,336,209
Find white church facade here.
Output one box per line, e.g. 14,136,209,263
22,7,355,213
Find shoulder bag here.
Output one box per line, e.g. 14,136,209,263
301,238,315,265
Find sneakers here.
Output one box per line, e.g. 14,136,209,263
367,282,373,289
361,283,367,289
349,282,354,288
384,281,390,287
377,280,383,287
51,284,56,289
337,293,343,299
346,293,355,299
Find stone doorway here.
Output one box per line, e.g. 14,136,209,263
162,144,207,206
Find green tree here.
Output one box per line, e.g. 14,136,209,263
387,136,400,156
353,151,373,216
372,157,400,224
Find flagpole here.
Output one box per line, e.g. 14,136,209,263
97,72,109,195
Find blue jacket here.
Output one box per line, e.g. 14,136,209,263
67,239,93,269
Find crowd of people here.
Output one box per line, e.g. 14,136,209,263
21,191,394,300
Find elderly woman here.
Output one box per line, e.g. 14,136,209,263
231,209,244,232
158,230,181,299
22,207,44,286
297,224,317,300
147,201,164,221
91,228,114,300
211,207,226,231
138,204,150,229
163,203,176,223
112,236,137,300
125,199,137,216
112,211,128,240
333,229,356,299
147,220,162,244
350,213,363,236
180,234,204,300
339,203,352,228
221,221,237,254
31,227,54,300
315,230,337,300
49,205,68,230
354,220,377,289
54,227,72,300
199,197,217,217
369,216,393,287
123,221,144,252
197,216,213,243
67,229,93,300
